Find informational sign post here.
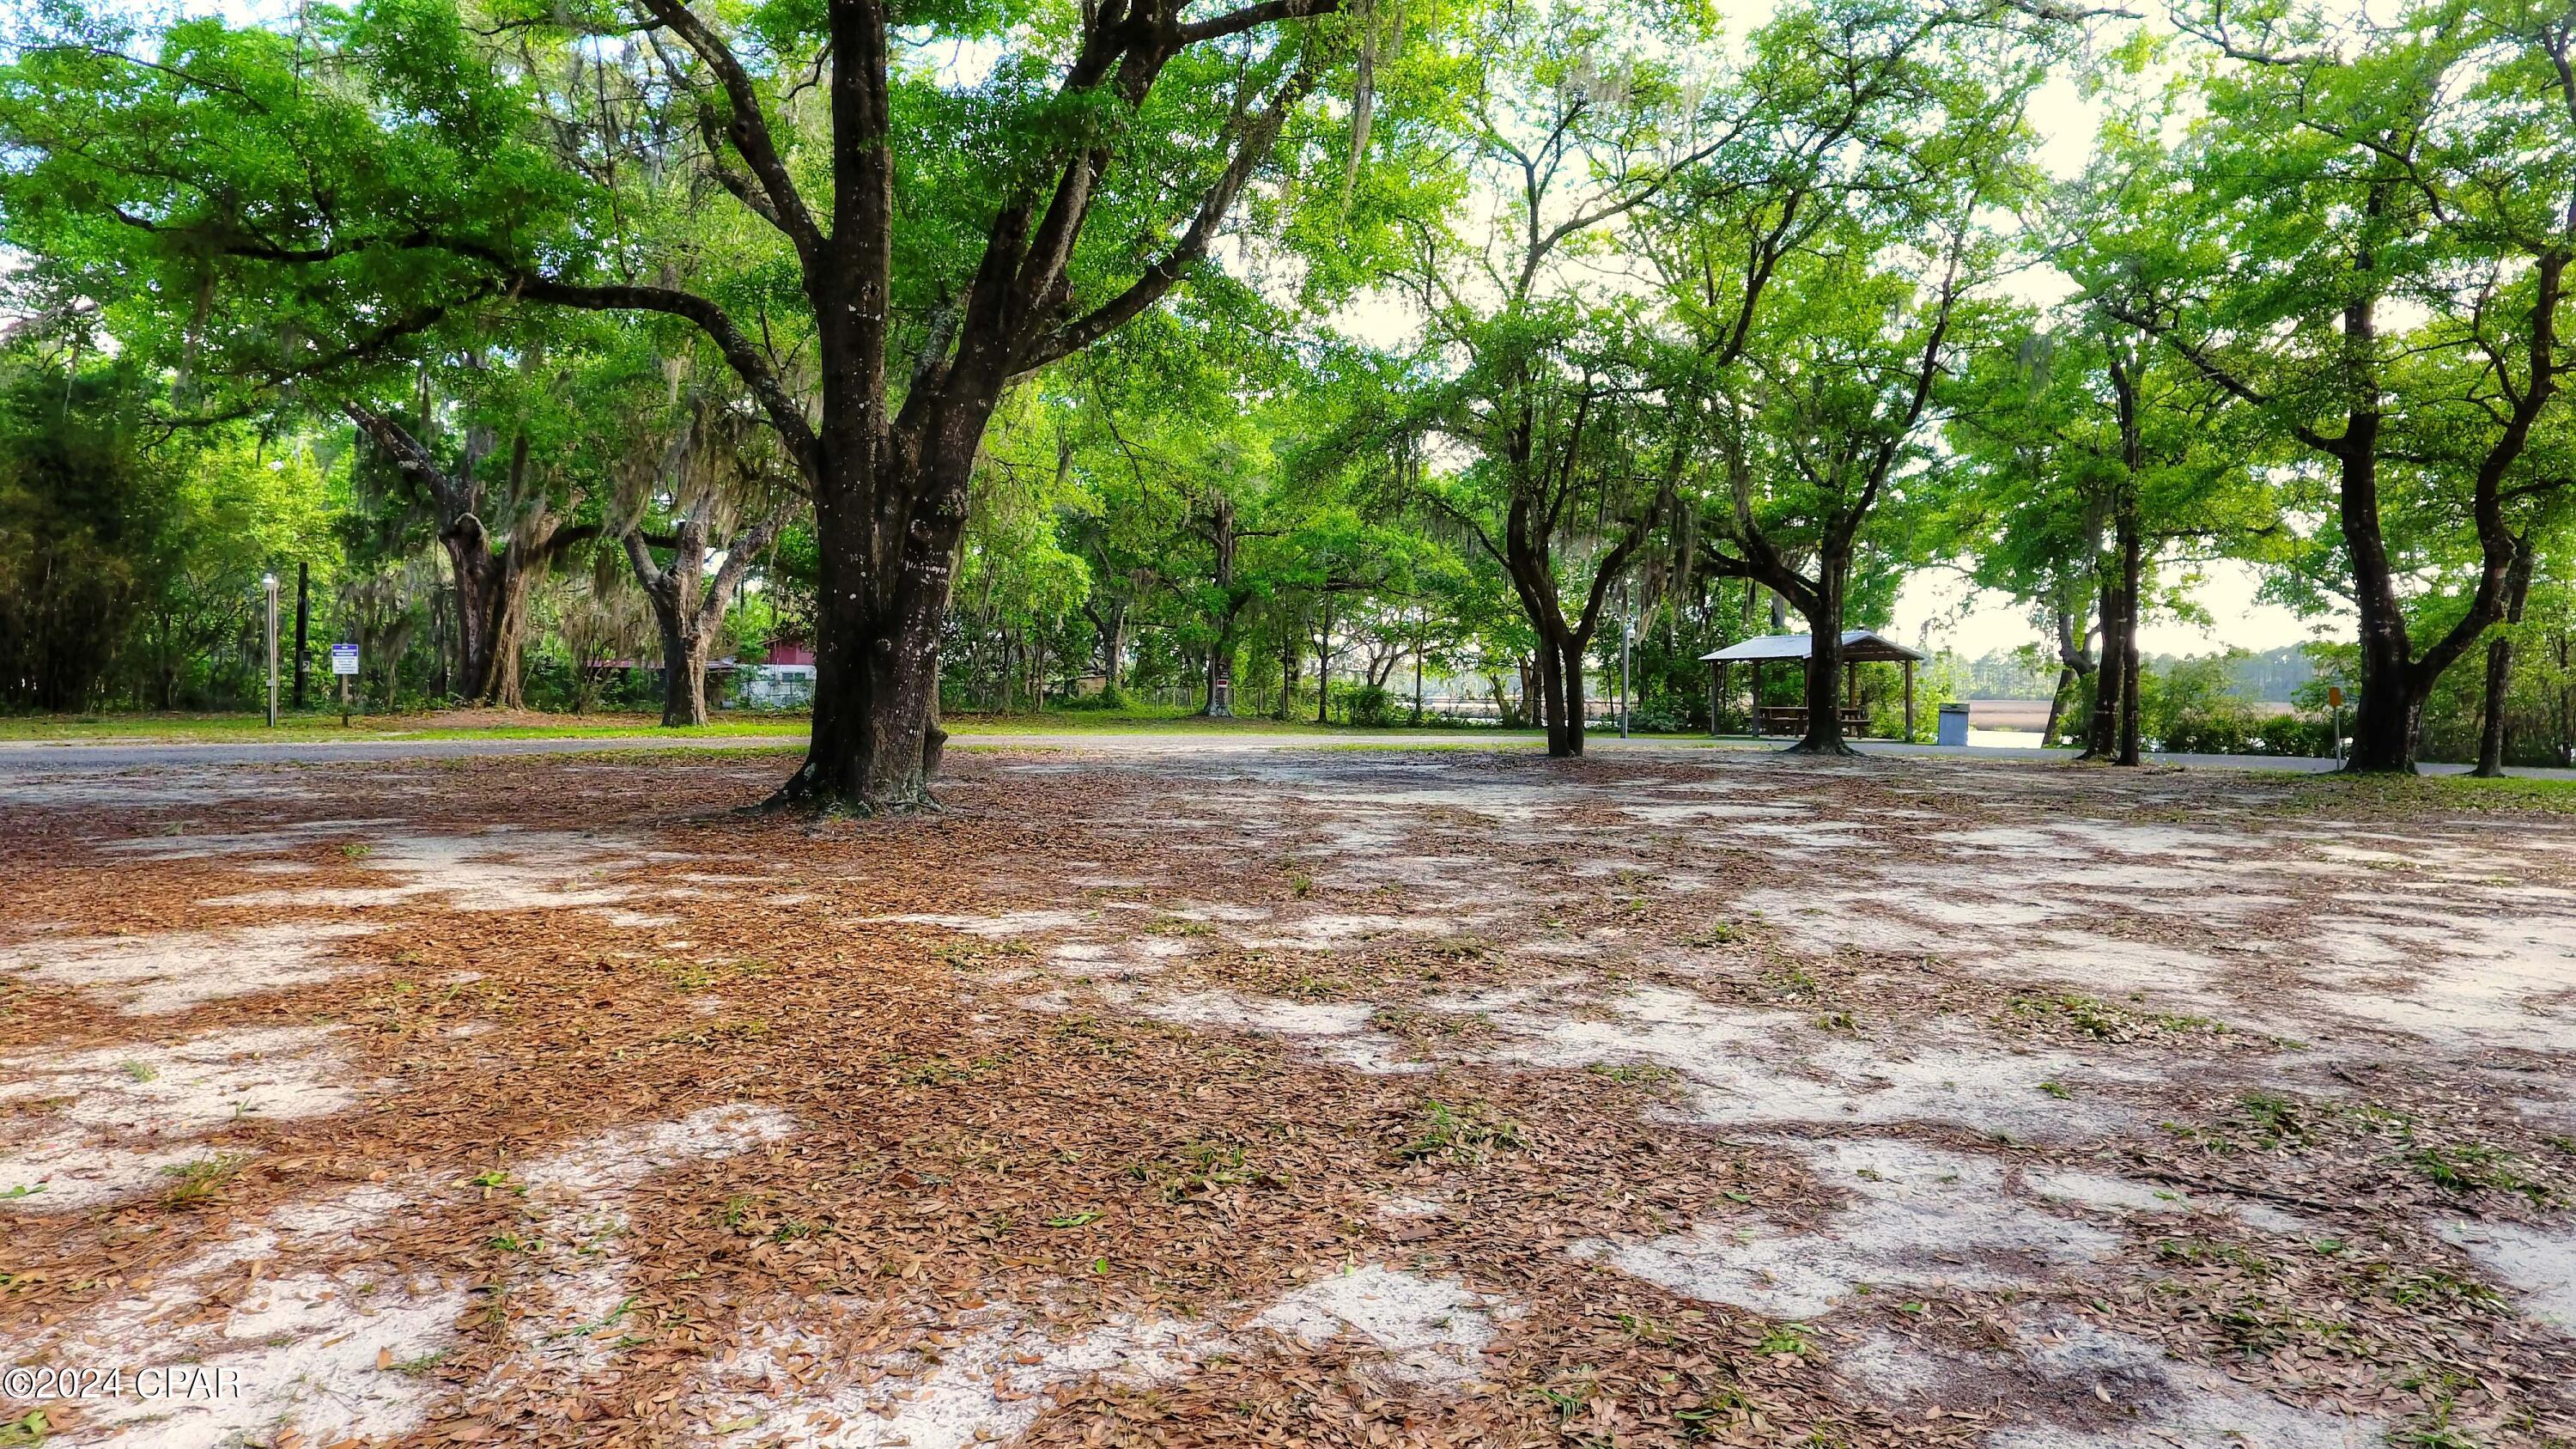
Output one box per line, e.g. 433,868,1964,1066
331,643,360,726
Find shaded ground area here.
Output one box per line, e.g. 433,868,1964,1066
9,728,2573,782
1,746,2571,1447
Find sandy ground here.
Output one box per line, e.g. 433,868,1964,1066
0,745,2570,1448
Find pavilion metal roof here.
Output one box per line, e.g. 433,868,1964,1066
1698,630,1925,664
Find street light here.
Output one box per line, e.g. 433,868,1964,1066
1619,584,1634,740
262,573,280,728
1620,612,1633,738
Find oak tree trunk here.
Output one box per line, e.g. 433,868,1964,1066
488,564,539,709
1202,493,1237,716
1100,602,1129,691
777,454,967,813
662,617,713,728
349,409,585,712
1504,565,1607,758
2341,426,2426,773
1787,553,1854,756
2471,545,2537,777
2116,510,2142,765
2042,666,2075,747
1313,590,1337,726
1558,641,1588,755
2474,634,2513,778
1534,642,1571,755
2081,527,2138,764
2560,633,2575,766
1205,613,1237,717
1535,647,1559,747
444,536,518,707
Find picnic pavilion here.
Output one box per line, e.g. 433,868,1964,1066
1700,630,1924,740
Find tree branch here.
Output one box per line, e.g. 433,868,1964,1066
1178,0,1342,46
510,277,821,478
1017,64,1321,374
633,0,826,270
342,401,462,516
699,508,789,636
2104,300,2344,456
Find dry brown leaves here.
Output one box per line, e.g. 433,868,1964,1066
0,746,2568,1446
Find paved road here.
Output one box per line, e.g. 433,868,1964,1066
0,734,810,770
0,732,1349,772
3,730,2568,778
1853,740,2576,778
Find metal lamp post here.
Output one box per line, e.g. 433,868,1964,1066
1619,617,1632,738
262,573,280,728
1619,588,1634,739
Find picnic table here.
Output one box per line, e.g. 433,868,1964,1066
1754,705,1870,738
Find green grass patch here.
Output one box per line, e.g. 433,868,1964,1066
2287,770,2576,817
2409,1144,2556,1204
890,1053,1001,1087
160,1153,248,1206
1393,1099,1533,1164
1755,1322,1813,1355
2008,991,2241,1044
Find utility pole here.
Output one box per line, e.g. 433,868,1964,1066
262,573,280,728
1413,604,1425,725
1619,584,1633,739
291,563,310,711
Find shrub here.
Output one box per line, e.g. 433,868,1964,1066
2136,651,2336,758
2156,699,2262,754
1627,703,1692,734
1345,684,1400,728
2246,712,2338,758
2154,703,2336,757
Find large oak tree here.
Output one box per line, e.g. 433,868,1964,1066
2,0,1374,807
2092,0,2576,770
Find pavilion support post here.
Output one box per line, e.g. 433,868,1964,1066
1904,660,1916,741
1710,661,1725,736
1751,661,1763,739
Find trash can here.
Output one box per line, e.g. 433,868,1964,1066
1935,703,1970,746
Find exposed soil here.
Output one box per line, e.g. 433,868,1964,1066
1,746,2570,1447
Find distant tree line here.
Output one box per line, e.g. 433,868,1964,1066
4,0,2575,780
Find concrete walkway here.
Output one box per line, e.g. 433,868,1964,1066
1850,738,2576,778
2,729,2567,779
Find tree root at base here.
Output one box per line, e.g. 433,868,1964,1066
1779,739,1862,758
